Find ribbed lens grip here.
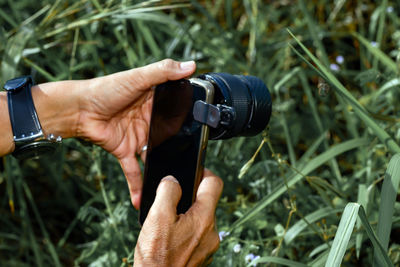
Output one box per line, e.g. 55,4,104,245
203,73,272,140
238,75,272,136
210,73,252,138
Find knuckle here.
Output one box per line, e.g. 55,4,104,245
135,242,167,265
148,207,174,223
205,215,215,230
133,70,151,89
190,212,208,237
198,215,215,236
158,58,177,73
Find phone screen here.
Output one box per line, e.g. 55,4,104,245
139,79,210,224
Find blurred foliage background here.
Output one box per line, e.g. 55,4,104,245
0,0,400,266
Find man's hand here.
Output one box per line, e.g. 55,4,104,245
77,59,196,208
134,169,223,267
0,59,195,208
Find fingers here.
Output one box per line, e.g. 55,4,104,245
136,171,221,267
119,157,143,209
193,169,224,216
149,176,182,221
117,59,196,92
184,170,221,267
188,230,220,267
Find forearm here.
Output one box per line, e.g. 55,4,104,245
0,80,86,157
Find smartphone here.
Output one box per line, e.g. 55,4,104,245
139,78,214,225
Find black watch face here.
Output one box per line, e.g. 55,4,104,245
13,141,58,160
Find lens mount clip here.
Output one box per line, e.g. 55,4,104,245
193,100,236,129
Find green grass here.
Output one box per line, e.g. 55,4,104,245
1,0,400,266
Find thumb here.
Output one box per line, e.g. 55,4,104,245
192,169,223,216
111,59,196,93
149,176,182,221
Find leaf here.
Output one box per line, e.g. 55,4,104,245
356,184,368,258
325,203,393,267
309,242,330,259
284,207,342,245
238,157,254,179
325,203,359,267
374,153,400,266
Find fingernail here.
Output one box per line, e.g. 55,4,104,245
161,175,180,184
180,60,195,71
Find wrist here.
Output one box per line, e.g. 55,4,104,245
32,80,85,140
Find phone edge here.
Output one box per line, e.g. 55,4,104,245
189,78,215,204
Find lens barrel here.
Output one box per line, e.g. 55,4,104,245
200,73,272,140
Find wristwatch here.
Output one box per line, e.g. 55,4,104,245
4,76,62,160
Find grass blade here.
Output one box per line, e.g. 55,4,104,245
284,207,342,245
356,184,368,258
352,32,397,73
326,203,394,267
274,67,301,166
359,78,400,106
229,138,369,231
309,242,330,259
22,57,57,81
372,0,388,69
22,182,62,267
358,206,393,267
299,71,343,182
296,131,326,167
374,153,400,265
1,29,32,83
325,203,359,267
248,256,310,267
298,0,329,66
288,29,400,154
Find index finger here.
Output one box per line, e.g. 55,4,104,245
192,169,223,216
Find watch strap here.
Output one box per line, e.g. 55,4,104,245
5,76,43,142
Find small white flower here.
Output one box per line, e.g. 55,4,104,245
233,243,241,253
245,253,255,263
387,6,394,13
330,63,340,72
251,255,261,266
371,41,378,47
218,231,229,241
344,15,353,24
336,55,344,64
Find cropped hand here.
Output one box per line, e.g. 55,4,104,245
134,169,223,267
77,59,196,208
0,59,196,208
